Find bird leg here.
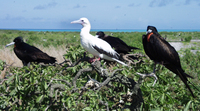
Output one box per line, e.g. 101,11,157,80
89,56,96,63
136,63,158,86
89,56,101,63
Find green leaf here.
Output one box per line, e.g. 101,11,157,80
184,100,192,111
67,101,71,108
36,95,44,103
83,107,92,110
44,82,48,90
7,75,14,83
9,89,16,96
160,93,165,104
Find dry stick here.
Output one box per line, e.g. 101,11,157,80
52,79,72,88
0,79,8,85
61,56,90,71
90,60,144,110
60,92,68,111
98,100,109,111
0,62,15,80
86,75,101,87
59,57,72,66
123,53,144,66
93,69,123,91
45,100,57,111
51,53,144,110
72,68,93,88
63,56,110,110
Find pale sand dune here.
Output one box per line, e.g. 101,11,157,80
0,44,67,67
169,42,194,51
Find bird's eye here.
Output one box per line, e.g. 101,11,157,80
81,20,84,22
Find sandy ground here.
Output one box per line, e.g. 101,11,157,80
169,42,193,51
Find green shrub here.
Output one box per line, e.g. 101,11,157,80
0,30,200,110
185,36,192,42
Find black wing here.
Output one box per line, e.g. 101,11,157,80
14,43,56,64
102,36,130,53
143,33,181,67
143,33,195,97
92,45,119,59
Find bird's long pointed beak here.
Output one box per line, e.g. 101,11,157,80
5,42,15,48
71,19,82,24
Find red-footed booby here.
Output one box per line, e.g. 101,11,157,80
71,17,128,66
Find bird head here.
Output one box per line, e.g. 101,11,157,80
146,26,158,34
71,17,90,27
5,36,24,48
14,37,24,43
96,31,105,38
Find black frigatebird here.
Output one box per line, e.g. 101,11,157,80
6,37,56,66
140,25,195,97
96,31,140,54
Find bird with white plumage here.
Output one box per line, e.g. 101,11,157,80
71,17,128,66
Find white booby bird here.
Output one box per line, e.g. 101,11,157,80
71,17,128,66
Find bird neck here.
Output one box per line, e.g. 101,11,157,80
80,25,91,37
147,33,153,42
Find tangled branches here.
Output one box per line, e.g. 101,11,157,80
0,53,145,110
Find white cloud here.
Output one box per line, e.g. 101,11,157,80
34,2,57,10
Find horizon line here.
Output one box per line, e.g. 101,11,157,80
1,28,200,30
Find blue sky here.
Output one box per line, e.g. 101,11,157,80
0,0,200,29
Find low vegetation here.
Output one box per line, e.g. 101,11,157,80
0,30,200,110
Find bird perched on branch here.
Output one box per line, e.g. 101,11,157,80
141,25,195,97
71,17,128,66
95,31,140,54
6,37,56,66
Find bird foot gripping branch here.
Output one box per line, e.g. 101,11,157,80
89,57,101,63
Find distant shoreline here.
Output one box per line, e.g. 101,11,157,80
1,29,200,32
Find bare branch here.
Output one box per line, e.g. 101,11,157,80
122,53,144,66
99,100,109,111
72,68,93,88
52,79,72,87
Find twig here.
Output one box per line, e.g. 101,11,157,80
99,100,109,111
45,100,57,111
59,57,72,66
0,79,8,85
52,79,72,87
122,53,144,66
136,72,158,86
72,68,93,88
90,60,144,110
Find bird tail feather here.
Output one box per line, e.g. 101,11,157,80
177,69,195,98
129,46,140,50
112,58,128,66
49,57,56,63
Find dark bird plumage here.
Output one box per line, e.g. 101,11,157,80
142,26,195,97
6,37,56,66
96,31,140,54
